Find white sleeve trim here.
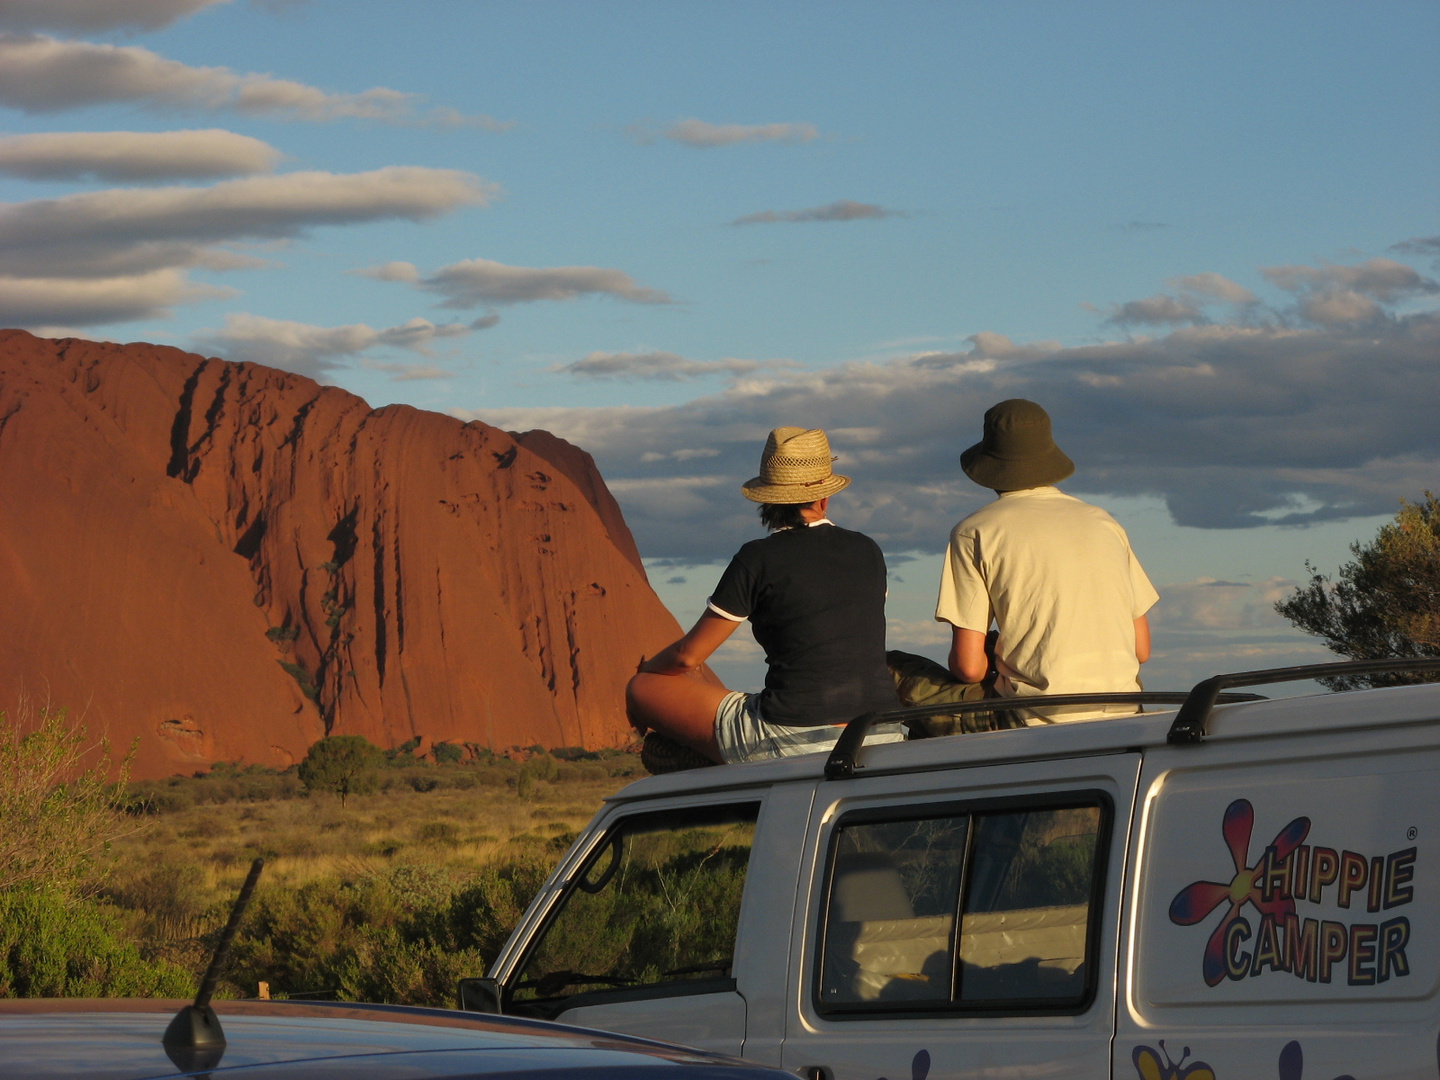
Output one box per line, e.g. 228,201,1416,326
706,599,746,622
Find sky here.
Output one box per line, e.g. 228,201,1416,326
1,0,1436,692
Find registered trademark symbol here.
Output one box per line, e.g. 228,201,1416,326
1408,826,1418,840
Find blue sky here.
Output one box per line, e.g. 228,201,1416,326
1,0,1436,691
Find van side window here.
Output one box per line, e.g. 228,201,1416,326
511,802,760,1011
817,797,1106,1015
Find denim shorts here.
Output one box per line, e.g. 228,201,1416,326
712,691,906,765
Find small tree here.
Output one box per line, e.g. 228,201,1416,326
297,735,382,807
0,702,135,895
1276,493,1440,689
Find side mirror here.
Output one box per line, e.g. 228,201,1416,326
457,977,503,1014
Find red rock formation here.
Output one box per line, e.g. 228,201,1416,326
0,330,682,778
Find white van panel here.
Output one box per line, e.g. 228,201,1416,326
559,992,747,1058
781,753,1141,1080
1118,730,1440,1079
1136,751,1439,1009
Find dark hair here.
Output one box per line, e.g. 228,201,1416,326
758,502,810,531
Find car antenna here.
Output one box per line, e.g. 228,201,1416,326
162,857,264,1055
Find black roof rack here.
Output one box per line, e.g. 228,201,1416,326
823,657,1440,781
1165,657,1440,745
823,691,1262,780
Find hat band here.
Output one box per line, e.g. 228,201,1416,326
766,454,833,469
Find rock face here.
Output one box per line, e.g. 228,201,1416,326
0,330,682,778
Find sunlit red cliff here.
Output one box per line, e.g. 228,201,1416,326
0,330,680,778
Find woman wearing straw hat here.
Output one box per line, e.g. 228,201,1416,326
627,427,903,767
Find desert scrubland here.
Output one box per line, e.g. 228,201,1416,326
1,704,637,1006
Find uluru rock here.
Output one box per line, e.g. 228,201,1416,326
0,330,683,778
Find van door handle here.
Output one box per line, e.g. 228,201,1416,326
799,1067,833,1080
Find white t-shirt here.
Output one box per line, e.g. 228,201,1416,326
935,487,1159,721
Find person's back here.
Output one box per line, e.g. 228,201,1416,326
941,486,1152,699
714,522,895,724
928,399,1159,724
626,426,904,767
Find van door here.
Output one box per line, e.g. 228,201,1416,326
490,794,774,1057
1117,725,1440,1079
781,751,1141,1080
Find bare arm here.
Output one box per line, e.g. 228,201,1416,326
949,626,990,684
1134,614,1151,665
639,610,740,676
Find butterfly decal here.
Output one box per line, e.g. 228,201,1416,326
1277,1039,1355,1080
1133,1041,1215,1080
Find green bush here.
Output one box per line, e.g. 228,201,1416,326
0,704,134,894
226,856,550,1005
101,862,211,941
516,754,560,799
298,736,383,807
0,888,192,998
433,742,463,765
127,765,302,813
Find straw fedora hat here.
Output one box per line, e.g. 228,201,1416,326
960,399,1074,490
741,426,851,504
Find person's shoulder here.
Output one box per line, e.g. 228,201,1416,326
954,496,1011,533
729,535,773,565
824,523,882,550
1051,490,1125,526
1036,491,1137,544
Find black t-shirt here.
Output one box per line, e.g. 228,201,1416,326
708,523,899,726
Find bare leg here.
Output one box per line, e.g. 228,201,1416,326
626,670,731,763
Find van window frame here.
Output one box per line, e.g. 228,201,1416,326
811,789,1114,1020
502,798,763,1019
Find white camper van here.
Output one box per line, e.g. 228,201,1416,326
462,659,1440,1080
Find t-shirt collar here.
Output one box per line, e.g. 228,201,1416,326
997,486,1062,499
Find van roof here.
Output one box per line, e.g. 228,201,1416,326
609,682,1440,804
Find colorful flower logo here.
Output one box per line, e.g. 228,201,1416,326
1168,798,1311,985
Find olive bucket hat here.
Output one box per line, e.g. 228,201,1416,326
741,426,851,504
960,399,1074,490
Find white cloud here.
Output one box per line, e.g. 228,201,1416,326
411,257,670,307
602,475,733,518
1298,290,1382,325
1170,271,1257,304
0,268,231,326
554,351,787,381
457,253,1440,561
361,359,457,381
1149,577,1296,632
886,617,951,652
1262,257,1438,302
352,260,421,282
0,34,509,128
0,0,226,33
0,167,491,281
1252,257,1439,327
195,312,476,378
631,118,820,147
0,129,281,182
730,200,900,226
1108,294,1206,326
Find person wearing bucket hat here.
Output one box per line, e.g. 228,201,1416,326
626,427,903,768
924,399,1159,723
